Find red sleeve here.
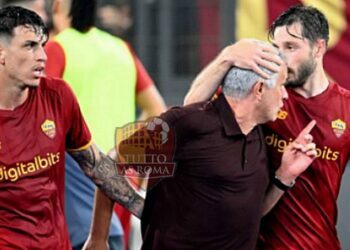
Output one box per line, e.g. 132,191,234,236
45,40,66,78
126,43,154,93
57,80,92,150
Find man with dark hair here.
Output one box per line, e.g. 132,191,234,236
0,6,143,250
45,0,166,249
185,4,350,250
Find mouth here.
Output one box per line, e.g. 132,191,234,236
33,66,45,78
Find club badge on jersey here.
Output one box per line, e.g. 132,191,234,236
41,119,56,139
331,119,346,138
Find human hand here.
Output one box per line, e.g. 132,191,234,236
278,120,317,184
219,39,284,79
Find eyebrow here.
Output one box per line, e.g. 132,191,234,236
23,40,39,45
24,36,47,45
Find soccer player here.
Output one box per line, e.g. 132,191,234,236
184,5,350,250
0,6,142,249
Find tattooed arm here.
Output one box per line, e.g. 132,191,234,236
69,142,144,218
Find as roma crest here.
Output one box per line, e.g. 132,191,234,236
331,119,346,138
41,119,56,139
277,110,288,120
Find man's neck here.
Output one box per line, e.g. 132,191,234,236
225,96,257,135
0,81,29,111
293,66,329,98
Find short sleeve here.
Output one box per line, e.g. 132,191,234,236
125,44,154,93
45,41,66,78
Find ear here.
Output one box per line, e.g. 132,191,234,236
252,81,265,101
52,0,61,15
0,42,6,65
314,39,327,58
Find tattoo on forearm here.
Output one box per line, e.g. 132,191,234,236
70,146,144,218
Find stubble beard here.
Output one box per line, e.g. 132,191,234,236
286,57,316,88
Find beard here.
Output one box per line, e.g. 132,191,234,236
286,57,316,88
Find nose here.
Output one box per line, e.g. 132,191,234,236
36,45,47,62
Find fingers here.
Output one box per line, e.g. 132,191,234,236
230,39,284,79
301,142,316,153
306,149,317,158
290,141,317,156
252,39,278,54
251,64,270,79
253,53,283,79
287,120,317,160
262,51,283,67
255,57,282,76
251,46,283,78
295,120,316,142
304,134,313,143
254,40,283,66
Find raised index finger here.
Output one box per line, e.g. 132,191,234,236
295,120,316,142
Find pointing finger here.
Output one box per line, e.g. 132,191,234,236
296,120,316,142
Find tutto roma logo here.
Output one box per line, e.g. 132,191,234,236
41,119,56,139
331,119,346,138
114,117,176,191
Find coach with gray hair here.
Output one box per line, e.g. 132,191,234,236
140,46,317,250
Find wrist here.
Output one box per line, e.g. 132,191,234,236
273,168,296,192
88,231,109,242
272,175,295,192
275,168,297,185
218,46,236,69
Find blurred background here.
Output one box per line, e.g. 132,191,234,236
1,0,349,249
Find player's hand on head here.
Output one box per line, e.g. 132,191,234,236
220,38,283,79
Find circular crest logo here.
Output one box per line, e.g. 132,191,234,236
114,117,176,190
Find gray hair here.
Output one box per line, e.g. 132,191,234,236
222,64,280,100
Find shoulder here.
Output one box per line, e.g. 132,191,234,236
160,101,218,130
39,76,75,99
331,82,350,99
94,28,129,47
40,76,69,90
